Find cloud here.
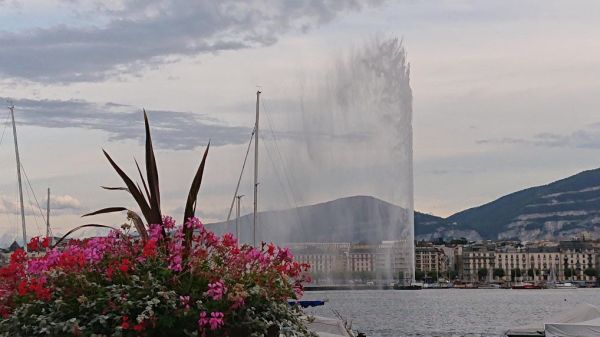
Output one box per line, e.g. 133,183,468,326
0,0,382,83
3,97,250,150
0,193,81,216
477,128,600,149
49,194,82,210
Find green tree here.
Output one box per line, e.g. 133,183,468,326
584,268,598,278
449,270,458,280
493,268,505,278
415,270,425,281
564,268,575,278
511,268,522,280
426,271,438,282
527,268,537,278
355,271,376,282
477,268,488,281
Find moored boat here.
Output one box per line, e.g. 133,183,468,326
555,282,578,289
512,282,542,289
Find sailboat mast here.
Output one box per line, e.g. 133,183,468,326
46,188,50,242
236,194,243,243
253,91,261,247
8,105,27,252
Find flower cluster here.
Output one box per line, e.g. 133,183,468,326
0,216,313,337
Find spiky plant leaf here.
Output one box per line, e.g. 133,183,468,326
183,142,210,248
52,224,117,248
100,186,129,191
143,110,162,224
82,207,128,217
102,149,154,223
134,158,151,204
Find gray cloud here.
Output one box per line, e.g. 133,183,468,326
48,194,82,210
0,0,382,83
477,129,600,149
3,97,250,150
0,193,81,216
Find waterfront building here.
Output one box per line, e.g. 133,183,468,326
494,246,561,282
348,243,376,272
286,242,350,273
376,240,411,278
415,245,448,276
459,243,496,281
290,239,600,284
288,240,411,280
559,241,596,281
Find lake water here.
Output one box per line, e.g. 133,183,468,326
302,289,600,337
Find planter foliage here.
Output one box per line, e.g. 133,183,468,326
0,112,313,337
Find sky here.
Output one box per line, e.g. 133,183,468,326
0,0,600,243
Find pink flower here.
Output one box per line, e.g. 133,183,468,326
168,228,185,272
185,217,204,231
149,224,163,241
204,232,218,247
206,280,227,301
277,247,293,262
208,312,224,330
198,311,209,326
293,284,304,298
162,215,176,230
222,233,236,248
179,295,190,310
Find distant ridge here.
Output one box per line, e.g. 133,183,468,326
208,167,600,242
445,167,600,240
208,195,442,244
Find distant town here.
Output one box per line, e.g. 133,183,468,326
290,233,600,288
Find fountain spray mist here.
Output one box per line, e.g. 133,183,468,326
212,37,414,284
294,37,415,283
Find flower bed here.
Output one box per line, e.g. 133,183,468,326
0,112,314,337
0,217,312,336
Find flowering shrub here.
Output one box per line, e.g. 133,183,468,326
0,113,314,336
0,217,313,336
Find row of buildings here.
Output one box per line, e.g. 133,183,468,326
290,238,600,284
459,240,598,282
287,240,412,280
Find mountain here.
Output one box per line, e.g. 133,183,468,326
210,168,600,243
207,195,443,244
446,167,600,240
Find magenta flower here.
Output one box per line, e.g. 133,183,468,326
208,312,224,330
162,216,176,230
148,224,163,241
179,295,190,310
198,311,208,326
206,280,227,301
185,217,204,231
221,233,236,248
277,247,293,262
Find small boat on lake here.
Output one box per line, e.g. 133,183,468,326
512,282,542,290
555,282,578,289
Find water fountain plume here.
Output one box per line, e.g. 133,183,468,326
212,37,415,284
293,36,415,283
